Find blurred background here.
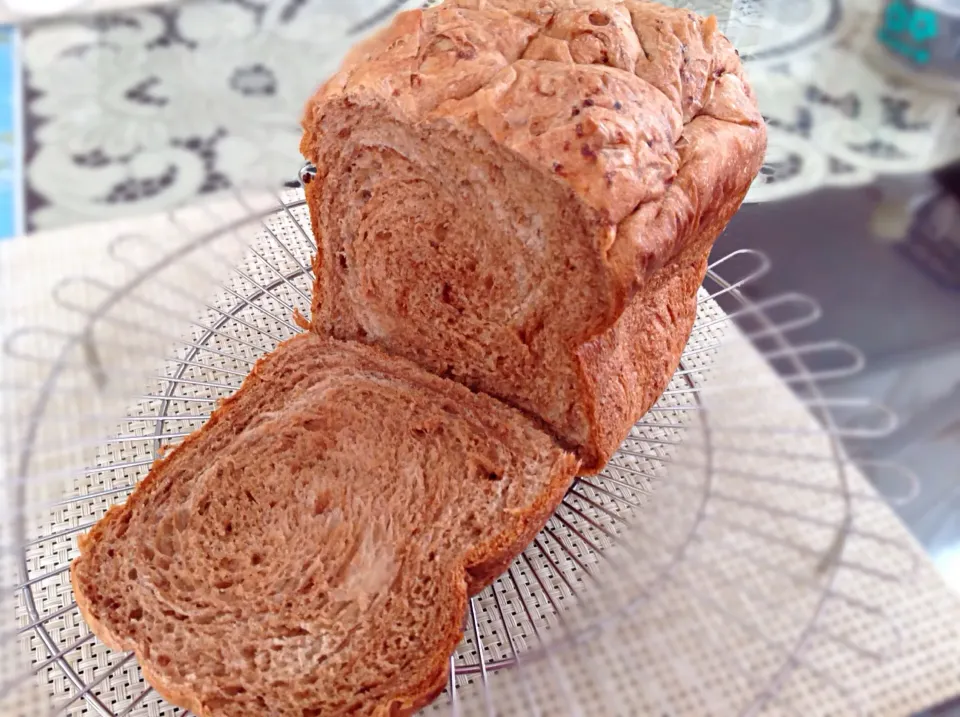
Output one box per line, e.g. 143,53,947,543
0,0,959,714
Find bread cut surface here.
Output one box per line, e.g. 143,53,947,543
71,333,578,717
300,0,766,471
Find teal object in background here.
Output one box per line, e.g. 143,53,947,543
879,0,939,64
877,0,960,76
0,25,21,240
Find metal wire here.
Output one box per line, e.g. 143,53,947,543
1,190,911,717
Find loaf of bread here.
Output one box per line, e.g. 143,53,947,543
71,334,578,717
72,3,764,714
300,0,766,471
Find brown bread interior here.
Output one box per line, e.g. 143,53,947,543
71,334,578,717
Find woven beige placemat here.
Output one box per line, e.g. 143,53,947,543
2,190,960,716
452,330,960,716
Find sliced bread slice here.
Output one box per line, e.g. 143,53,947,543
71,333,578,717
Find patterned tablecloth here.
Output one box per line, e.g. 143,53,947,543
0,0,957,235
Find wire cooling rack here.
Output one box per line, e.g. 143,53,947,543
1,188,921,716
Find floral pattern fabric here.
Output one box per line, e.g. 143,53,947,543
19,0,960,230
22,0,420,229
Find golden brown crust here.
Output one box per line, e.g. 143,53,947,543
306,180,325,323
579,92,762,469
466,451,579,594
577,255,705,471
299,0,766,467
76,556,457,717
71,568,211,716
71,334,578,717
302,0,763,289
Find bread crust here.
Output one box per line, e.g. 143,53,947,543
300,0,766,470
71,334,578,717
72,4,765,713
